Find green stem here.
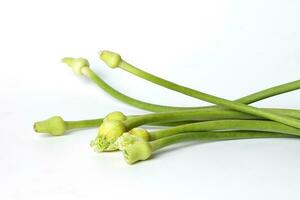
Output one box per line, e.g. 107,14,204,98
65,118,197,130
150,119,300,140
115,59,300,129
82,68,193,111
235,80,300,104
34,107,300,135
33,115,214,135
83,61,300,112
34,116,104,136
124,108,300,129
150,131,297,152
65,119,103,129
84,65,300,127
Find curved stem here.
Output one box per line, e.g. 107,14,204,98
117,60,300,129
150,119,300,140
150,131,297,152
235,80,300,104
84,65,300,112
82,68,193,111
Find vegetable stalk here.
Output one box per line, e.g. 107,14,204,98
34,116,103,136
90,108,300,151
63,57,300,112
149,119,300,140
99,51,300,129
120,131,297,164
34,107,300,136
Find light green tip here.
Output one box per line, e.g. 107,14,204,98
105,111,127,122
61,57,73,66
34,116,67,136
121,133,152,164
99,50,122,68
62,57,89,75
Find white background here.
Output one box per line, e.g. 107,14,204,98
1,0,300,199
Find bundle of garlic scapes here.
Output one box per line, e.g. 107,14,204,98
34,51,300,164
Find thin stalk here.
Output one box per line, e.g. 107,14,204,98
34,116,104,136
85,67,300,126
66,119,198,129
66,57,300,112
149,119,300,140
107,55,300,129
122,130,297,164
34,107,300,136
124,108,300,129
235,80,300,104
33,115,211,135
65,119,103,129
150,131,297,152
82,68,194,111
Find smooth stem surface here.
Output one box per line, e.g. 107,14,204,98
150,131,297,151
235,80,300,104
118,60,300,129
36,108,300,133
150,119,300,140
124,108,300,129
85,65,300,112
65,119,103,130
66,118,198,129
82,68,194,111
63,117,191,131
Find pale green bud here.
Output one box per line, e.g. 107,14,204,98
104,111,127,122
34,116,66,136
62,57,89,75
99,50,122,68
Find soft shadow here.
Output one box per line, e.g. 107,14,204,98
36,133,55,138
